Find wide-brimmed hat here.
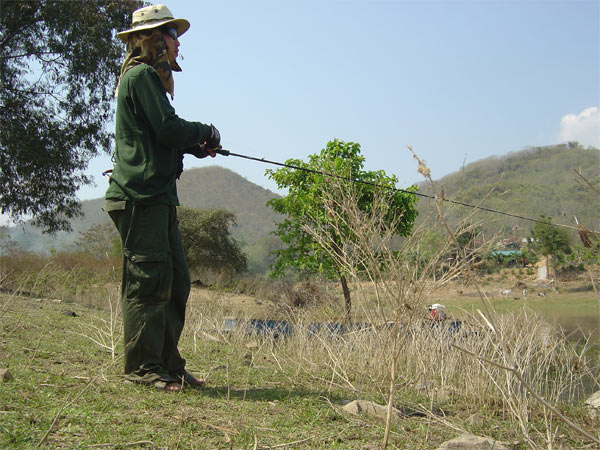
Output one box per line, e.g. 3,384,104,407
117,4,190,43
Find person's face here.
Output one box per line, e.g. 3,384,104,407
162,27,180,63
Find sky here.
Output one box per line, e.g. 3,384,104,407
55,0,600,202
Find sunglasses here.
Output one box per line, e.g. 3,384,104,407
163,26,178,40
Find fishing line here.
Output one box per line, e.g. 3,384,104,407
214,148,594,234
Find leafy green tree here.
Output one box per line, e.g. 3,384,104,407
266,139,418,318
530,215,571,282
0,0,142,233
177,207,248,278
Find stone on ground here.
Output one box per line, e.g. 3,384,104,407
435,433,510,450
342,400,404,420
585,390,600,419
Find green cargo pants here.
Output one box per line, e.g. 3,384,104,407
105,200,191,383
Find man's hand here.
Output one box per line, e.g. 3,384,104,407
183,125,221,159
204,124,220,151
183,144,210,159
206,145,218,158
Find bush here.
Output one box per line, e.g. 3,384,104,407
0,246,119,305
267,280,331,315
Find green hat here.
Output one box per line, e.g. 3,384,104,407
117,4,190,43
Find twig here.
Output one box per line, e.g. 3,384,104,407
573,168,600,195
87,441,162,449
258,436,315,449
382,339,397,449
196,418,239,435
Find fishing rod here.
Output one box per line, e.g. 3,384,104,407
213,148,596,235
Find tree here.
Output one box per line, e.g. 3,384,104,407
530,215,571,282
177,207,248,279
0,0,142,233
266,139,418,318
74,223,121,259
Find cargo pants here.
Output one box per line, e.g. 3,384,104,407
105,200,191,383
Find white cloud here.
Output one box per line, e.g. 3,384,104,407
558,106,600,148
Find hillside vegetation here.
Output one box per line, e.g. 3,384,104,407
419,143,599,235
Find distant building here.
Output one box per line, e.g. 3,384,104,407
490,249,527,267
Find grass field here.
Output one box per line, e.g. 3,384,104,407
1,276,599,449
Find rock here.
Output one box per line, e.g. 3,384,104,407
585,390,600,419
198,331,221,342
436,433,510,450
342,400,404,421
0,368,13,382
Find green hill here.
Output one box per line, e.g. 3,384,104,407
417,143,599,236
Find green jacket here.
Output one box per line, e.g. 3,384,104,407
105,64,211,205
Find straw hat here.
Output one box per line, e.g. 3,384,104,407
117,4,190,43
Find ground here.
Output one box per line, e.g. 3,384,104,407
0,272,598,449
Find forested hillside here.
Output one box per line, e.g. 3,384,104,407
417,143,599,235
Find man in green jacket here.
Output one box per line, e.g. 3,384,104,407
105,4,219,392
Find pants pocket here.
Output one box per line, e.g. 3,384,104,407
124,249,172,302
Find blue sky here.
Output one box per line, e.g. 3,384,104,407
79,0,599,200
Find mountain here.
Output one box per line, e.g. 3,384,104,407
416,143,599,236
177,166,282,244
5,143,599,265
